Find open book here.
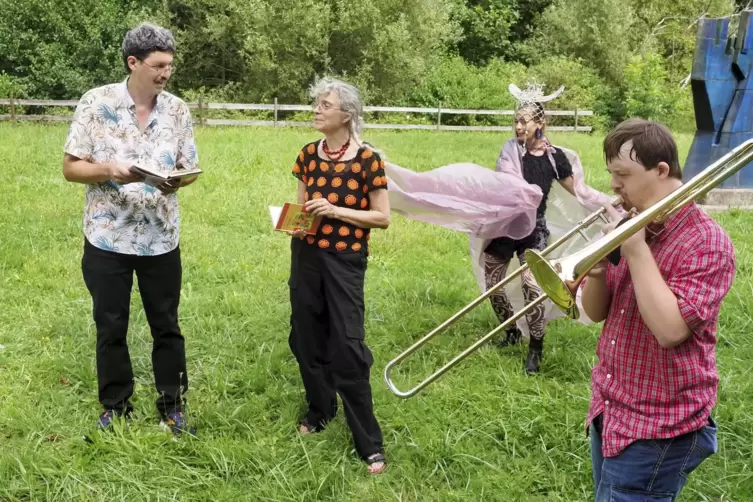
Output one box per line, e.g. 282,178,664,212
129,164,203,187
269,203,322,235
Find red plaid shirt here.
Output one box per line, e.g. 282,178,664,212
586,202,736,457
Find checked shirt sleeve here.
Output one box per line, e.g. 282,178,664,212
666,250,736,337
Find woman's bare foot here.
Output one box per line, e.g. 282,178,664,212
299,419,316,435
366,453,387,474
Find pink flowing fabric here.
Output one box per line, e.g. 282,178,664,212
379,135,622,336
383,161,543,240
495,137,611,211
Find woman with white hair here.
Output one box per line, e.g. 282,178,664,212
287,77,389,474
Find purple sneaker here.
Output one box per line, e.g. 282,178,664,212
160,411,196,437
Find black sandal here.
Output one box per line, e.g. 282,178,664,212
365,452,387,473
299,417,323,434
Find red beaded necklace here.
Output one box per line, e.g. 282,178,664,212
322,135,351,161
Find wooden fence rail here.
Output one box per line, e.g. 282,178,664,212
0,98,593,132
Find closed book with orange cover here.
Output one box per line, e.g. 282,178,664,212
270,203,322,235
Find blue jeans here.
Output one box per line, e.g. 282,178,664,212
590,414,718,501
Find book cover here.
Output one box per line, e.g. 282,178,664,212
270,203,322,235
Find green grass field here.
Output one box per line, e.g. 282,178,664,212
0,123,751,501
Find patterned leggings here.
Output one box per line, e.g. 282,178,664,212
483,253,546,342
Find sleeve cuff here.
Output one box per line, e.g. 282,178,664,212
676,295,705,335
179,160,199,170
64,147,93,161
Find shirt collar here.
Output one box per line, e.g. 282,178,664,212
119,77,164,127
646,201,696,244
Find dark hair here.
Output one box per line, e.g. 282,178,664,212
122,22,176,73
603,118,681,179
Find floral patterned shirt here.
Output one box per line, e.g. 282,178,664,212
64,79,199,256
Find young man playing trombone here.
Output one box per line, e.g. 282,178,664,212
581,118,736,501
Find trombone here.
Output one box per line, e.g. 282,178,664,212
527,138,753,319
384,136,753,399
383,196,623,398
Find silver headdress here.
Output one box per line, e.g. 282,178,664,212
508,82,564,122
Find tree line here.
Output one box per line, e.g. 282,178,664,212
0,0,746,130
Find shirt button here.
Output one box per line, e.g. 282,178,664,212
620,309,625,314
607,374,612,379
605,400,610,405
611,340,616,345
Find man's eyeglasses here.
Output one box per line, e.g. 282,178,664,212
140,60,175,75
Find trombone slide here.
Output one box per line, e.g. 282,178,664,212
383,197,622,398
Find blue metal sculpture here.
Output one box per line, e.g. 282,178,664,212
684,10,753,187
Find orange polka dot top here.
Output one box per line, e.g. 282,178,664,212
292,140,388,254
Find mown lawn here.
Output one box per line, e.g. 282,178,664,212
0,123,750,501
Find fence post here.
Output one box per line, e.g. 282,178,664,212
574,108,579,132
196,97,204,126
10,93,16,124
274,97,278,127
437,102,442,130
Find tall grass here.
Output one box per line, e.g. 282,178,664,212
0,124,750,501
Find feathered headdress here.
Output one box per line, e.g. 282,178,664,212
508,82,564,122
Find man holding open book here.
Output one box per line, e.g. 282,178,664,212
62,22,199,439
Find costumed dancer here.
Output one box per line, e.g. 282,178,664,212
287,77,389,474
379,83,620,373
480,83,582,373
472,85,623,372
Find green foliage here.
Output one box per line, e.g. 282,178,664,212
623,53,675,121
526,56,615,130
409,56,525,115
452,0,555,64
629,0,735,80
619,52,696,132
0,0,743,127
668,87,697,133
0,72,24,98
452,0,517,64
406,55,613,130
166,0,461,105
0,0,168,99
524,0,638,86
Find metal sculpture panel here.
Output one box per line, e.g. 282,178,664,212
685,11,753,188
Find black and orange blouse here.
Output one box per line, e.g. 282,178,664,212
292,141,388,254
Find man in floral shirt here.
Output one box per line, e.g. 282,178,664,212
63,22,199,438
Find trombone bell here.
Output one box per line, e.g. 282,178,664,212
525,250,580,320
525,137,753,319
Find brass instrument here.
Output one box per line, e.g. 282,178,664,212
385,138,753,399
383,197,623,398
526,138,753,319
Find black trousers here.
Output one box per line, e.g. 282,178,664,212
82,239,187,418
288,238,383,459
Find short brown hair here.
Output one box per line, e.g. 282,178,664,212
603,118,682,180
